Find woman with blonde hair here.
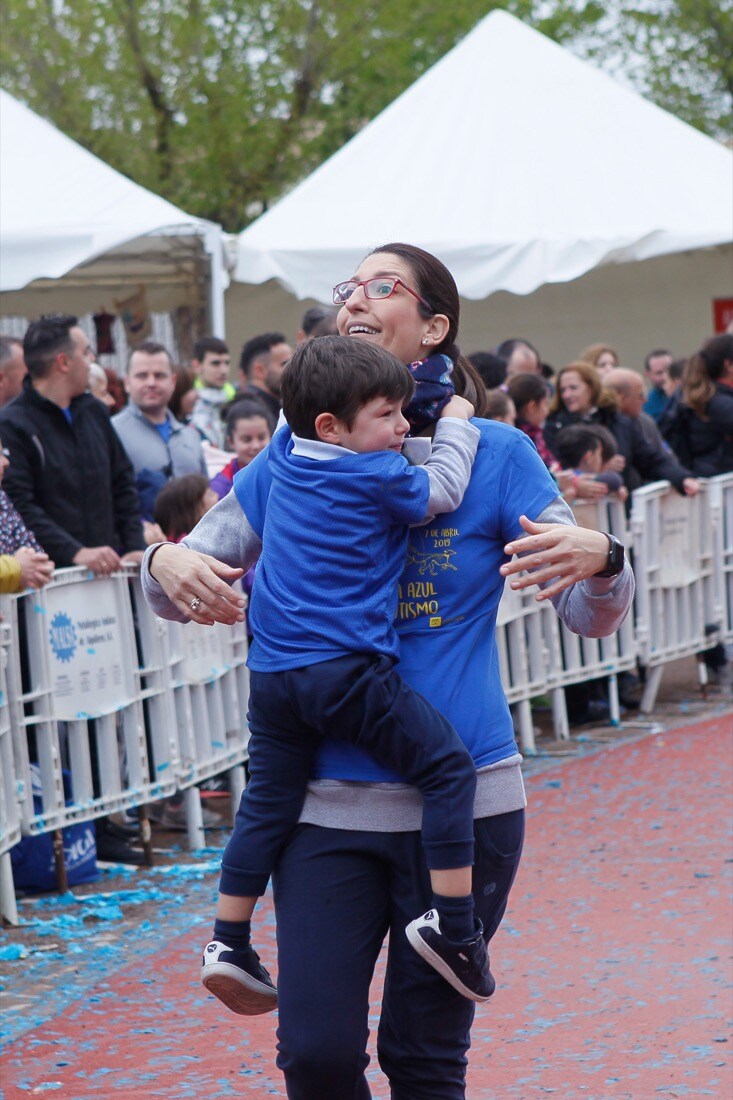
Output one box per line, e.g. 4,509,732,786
579,343,619,377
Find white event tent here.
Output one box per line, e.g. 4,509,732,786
0,89,228,333
230,10,733,365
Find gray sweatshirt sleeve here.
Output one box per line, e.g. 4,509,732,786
422,418,480,516
530,495,635,639
140,491,262,622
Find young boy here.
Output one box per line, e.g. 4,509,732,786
201,335,492,1015
554,423,627,498
190,336,237,448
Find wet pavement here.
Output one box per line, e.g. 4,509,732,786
1,657,731,1099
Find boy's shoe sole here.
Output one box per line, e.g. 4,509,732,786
406,911,494,1003
201,941,278,1016
201,963,278,1016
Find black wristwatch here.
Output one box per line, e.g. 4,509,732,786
593,533,625,578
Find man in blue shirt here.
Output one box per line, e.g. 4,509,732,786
112,341,206,520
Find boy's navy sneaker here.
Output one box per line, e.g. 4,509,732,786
405,910,495,1002
201,940,278,1015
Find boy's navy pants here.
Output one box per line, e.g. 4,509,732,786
219,653,477,897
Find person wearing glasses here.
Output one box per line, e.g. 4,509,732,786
143,243,634,1099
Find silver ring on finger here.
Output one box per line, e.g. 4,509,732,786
190,596,203,613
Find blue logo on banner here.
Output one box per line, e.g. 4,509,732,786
49,612,77,663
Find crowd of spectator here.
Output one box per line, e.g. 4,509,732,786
0,311,731,847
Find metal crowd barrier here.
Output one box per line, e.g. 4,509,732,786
496,581,556,755
133,575,250,845
544,494,636,728
630,480,720,711
710,473,733,649
0,622,21,922
0,565,251,915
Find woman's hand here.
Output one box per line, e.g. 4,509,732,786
500,516,611,600
149,543,246,625
441,395,475,420
15,547,54,590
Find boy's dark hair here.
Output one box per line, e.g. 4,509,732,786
468,351,507,390
153,473,211,542
225,398,276,440
506,372,549,415
585,422,618,463
23,314,78,379
193,335,229,361
485,388,514,421
281,335,414,441
554,424,603,468
239,332,287,378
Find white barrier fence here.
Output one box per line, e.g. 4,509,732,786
630,480,720,711
0,478,730,914
710,473,733,649
0,566,250,917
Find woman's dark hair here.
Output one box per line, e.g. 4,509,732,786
506,372,549,416
169,363,196,421
469,351,507,390
369,243,489,417
153,474,211,542
281,334,414,440
224,398,276,441
683,334,733,418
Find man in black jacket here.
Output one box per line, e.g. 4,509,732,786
0,315,145,571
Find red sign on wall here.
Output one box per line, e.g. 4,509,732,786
712,298,733,333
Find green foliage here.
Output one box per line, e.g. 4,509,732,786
0,1,728,232
612,1,733,141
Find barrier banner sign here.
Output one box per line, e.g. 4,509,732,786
44,579,134,719
659,493,697,586
182,624,227,684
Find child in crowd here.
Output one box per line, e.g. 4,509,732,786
553,424,628,500
506,372,556,469
190,337,237,449
210,400,275,501
153,474,218,543
201,335,492,1016
0,437,54,593
484,388,516,425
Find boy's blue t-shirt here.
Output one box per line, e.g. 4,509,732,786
235,420,559,777
238,426,430,672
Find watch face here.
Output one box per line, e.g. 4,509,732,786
596,534,624,577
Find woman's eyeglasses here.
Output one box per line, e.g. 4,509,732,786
1,448,9,460
333,277,432,311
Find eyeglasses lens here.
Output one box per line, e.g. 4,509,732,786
366,279,397,299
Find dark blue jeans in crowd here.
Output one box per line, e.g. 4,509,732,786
273,809,525,1100
219,653,477,897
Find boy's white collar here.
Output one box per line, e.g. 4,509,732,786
291,434,356,460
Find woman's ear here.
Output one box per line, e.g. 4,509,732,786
314,411,344,445
424,313,450,348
